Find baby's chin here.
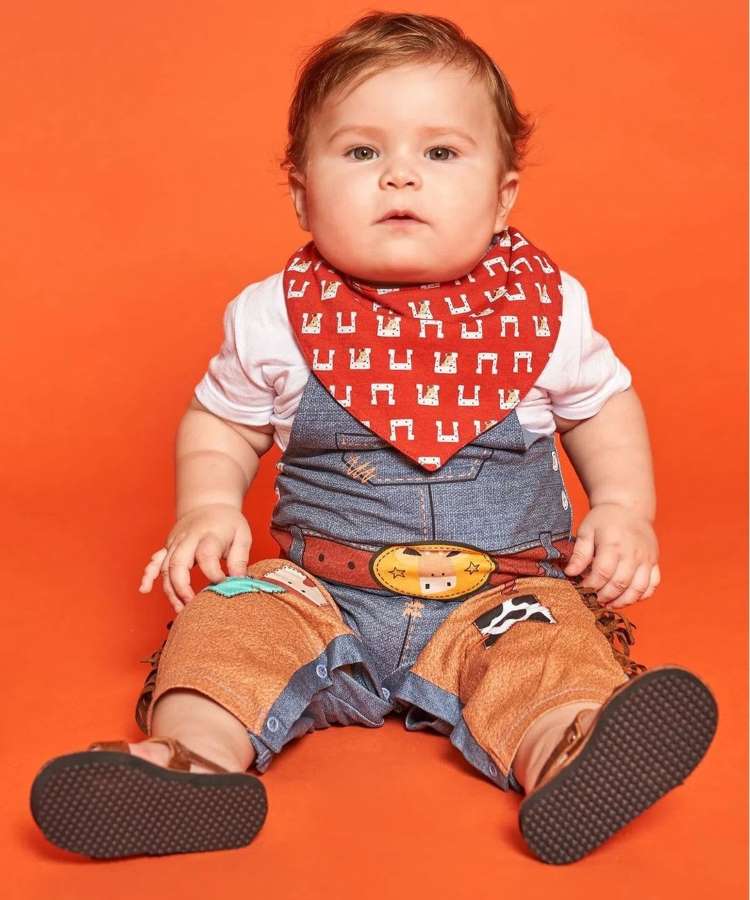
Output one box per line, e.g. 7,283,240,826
328,251,472,286
347,264,475,287
316,233,493,286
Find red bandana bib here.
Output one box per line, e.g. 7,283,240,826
283,226,563,472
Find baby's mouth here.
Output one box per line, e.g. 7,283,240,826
378,217,426,228
377,209,426,224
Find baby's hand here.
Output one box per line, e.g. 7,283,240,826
564,503,660,609
139,504,252,614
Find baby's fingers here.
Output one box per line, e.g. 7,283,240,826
605,561,651,609
139,548,168,594
596,555,637,602
580,542,620,593
226,526,252,577
564,531,595,576
641,563,661,600
194,534,227,584
162,576,185,615
166,541,199,603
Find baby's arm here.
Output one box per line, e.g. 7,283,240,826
555,386,660,609
139,396,275,612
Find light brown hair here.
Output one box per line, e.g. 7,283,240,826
280,11,535,181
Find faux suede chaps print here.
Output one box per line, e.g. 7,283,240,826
134,561,641,786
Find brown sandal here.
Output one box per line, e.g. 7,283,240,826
518,666,718,864
30,736,267,859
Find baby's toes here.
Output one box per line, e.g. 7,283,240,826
124,740,172,768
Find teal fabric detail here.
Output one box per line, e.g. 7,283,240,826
204,576,286,597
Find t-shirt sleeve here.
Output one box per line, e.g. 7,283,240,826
194,287,276,426
544,273,632,420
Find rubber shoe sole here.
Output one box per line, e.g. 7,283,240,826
30,750,268,859
518,666,718,865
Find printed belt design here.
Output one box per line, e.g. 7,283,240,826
270,527,574,601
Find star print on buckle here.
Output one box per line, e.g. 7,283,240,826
370,541,494,600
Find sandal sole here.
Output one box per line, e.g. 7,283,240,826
30,750,268,859
518,666,718,865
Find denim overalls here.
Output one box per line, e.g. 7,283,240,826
138,371,631,793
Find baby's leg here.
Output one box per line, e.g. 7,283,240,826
31,558,361,859
510,700,600,792
126,688,255,773
400,575,630,789
398,575,715,863
135,557,359,772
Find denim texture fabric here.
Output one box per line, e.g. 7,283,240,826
271,373,572,563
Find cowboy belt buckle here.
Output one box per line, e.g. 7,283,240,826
370,541,494,600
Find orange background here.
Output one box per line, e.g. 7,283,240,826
2,2,747,897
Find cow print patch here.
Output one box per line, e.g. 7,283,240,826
473,594,556,647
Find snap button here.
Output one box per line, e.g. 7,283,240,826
347,561,355,569
318,553,325,562
266,716,279,733
488,763,498,778
316,664,328,679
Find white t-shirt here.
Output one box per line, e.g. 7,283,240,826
195,268,632,453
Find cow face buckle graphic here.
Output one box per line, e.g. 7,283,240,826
370,541,494,600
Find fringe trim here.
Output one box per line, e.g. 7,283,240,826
572,584,648,679
135,620,173,734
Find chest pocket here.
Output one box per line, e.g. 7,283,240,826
335,432,493,485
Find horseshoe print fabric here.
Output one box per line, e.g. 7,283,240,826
283,226,564,472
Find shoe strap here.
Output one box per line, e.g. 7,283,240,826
87,737,231,774
533,713,589,791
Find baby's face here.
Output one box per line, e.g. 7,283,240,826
289,62,519,285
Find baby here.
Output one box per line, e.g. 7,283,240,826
30,12,717,865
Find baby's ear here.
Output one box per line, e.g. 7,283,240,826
494,170,520,232
288,168,310,231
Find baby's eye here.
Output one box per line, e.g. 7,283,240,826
427,146,456,161
346,145,457,162
347,146,377,161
